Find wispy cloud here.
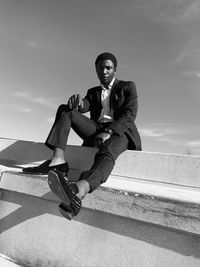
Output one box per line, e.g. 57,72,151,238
102,0,200,26
156,0,200,24
12,91,57,109
140,124,186,144
174,42,193,64
15,106,32,113
0,30,39,49
182,70,200,79
186,140,200,147
140,125,179,147
140,124,182,138
13,91,31,98
177,0,200,22
173,40,200,81
140,124,200,154
127,0,200,25
32,97,56,109
174,40,200,65
139,128,164,138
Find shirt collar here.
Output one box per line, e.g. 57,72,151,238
100,77,115,90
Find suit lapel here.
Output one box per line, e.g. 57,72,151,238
96,86,102,103
110,78,119,107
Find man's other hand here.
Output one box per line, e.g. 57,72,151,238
94,133,111,147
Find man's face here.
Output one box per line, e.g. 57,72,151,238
96,59,116,86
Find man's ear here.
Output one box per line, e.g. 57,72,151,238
114,67,117,72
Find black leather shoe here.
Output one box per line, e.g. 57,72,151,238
22,160,69,176
48,170,82,217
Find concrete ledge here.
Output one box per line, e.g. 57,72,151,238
0,138,200,187
1,138,200,202
1,138,200,267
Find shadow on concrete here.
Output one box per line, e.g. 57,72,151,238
0,140,51,165
0,191,60,236
75,207,200,259
0,159,25,169
0,139,95,170
0,189,200,260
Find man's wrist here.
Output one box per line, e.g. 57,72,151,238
104,128,114,135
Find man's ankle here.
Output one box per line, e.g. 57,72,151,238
76,180,90,200
50,148,65,166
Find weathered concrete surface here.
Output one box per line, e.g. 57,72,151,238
1,138,200,267
1,171,200,235
1,186,200,267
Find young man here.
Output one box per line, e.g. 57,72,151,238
23,52,142,219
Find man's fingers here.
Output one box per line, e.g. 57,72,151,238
101,133,111,143
73,94,81,109
79,99,84,109
68,98,72,109
94,133,111,147
75,95,80,109
68,94,82,109
76,94,84,109
77,94,81,105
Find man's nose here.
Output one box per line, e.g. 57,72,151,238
103,68,107,74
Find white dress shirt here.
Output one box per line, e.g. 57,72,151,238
98,77,115,123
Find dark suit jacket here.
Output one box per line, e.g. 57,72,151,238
79,78,141,150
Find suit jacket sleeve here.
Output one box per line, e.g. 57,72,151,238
109,81,138,136
77,92,91,113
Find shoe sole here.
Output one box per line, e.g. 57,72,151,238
23,170,67,176
48,170,70,206
59,203,74,220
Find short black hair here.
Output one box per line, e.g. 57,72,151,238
95,52,117,69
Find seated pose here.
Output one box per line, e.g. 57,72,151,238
23,52,142,219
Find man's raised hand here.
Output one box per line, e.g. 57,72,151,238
68,94,84,110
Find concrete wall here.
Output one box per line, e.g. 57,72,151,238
1,138,200,267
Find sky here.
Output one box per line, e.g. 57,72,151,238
0,0,200,156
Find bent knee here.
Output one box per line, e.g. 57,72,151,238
57,104,69,113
